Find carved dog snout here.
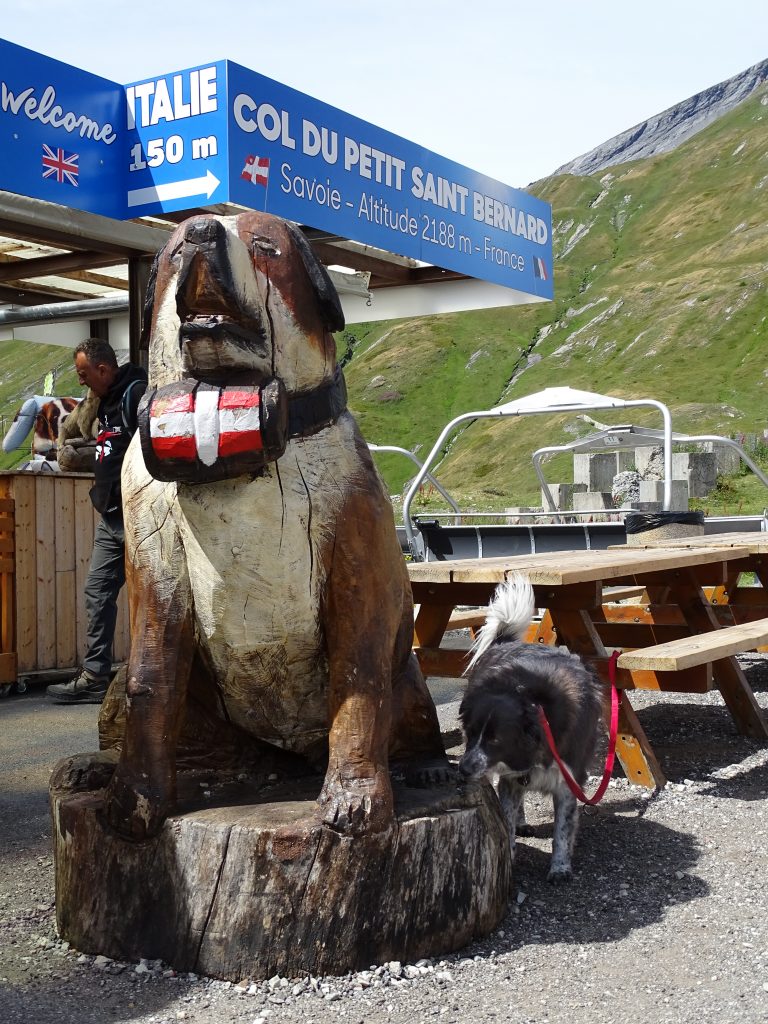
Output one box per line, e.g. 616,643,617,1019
173,216,272,381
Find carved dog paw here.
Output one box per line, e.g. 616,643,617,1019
317,769,394,836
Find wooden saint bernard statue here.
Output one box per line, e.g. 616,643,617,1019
108,210,446,839
51,212,510,977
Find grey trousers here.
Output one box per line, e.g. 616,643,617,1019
83,510,125,679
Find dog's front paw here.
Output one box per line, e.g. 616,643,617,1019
317,769,393,836
547,865,573,884
104,768,172,841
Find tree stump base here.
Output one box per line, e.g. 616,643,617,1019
50,761,511,980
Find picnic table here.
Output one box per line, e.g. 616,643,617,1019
408,543,768,789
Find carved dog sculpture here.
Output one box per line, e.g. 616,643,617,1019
106,211,445,840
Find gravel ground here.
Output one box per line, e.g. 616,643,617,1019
1,659,767,1024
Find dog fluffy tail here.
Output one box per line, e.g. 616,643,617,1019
465,573,535,673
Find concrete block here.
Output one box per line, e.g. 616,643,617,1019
572,491,615,512
617,451,636,473
542,483,586,510
638,479,689,511
504,506,539,524
701,442,740,476
573,453,618,492
671,452,717,497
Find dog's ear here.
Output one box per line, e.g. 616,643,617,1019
517,691,543,737
284,222,345,334
139,250,161,352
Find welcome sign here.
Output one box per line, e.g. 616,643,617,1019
0,39,553,301
0,39,126,219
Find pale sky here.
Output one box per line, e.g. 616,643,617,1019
3,0,768,188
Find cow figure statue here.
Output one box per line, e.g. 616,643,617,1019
106,211,446,840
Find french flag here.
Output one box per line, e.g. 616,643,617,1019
533,257,548,281
149,388,263,466
241,155,270,187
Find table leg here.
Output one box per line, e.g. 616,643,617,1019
548,607,666,789
668,573,768,741
530,609,556,644
615,699,666,788
412,603,464,679
413,603,454,648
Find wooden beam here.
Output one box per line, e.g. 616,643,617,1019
0,251,125,282
310,241,413,283
0,190,170,256
0,282,84,304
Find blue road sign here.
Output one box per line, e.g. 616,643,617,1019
124,61,228,216
0,39,553,300
226,61,552,299
0,39,125,219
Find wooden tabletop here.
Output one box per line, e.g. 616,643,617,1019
407,543,753,587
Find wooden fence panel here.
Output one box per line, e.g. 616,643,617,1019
54,477,77,669
0,494,16,682
35,476,57,669
0,472,131,674
11,475,37,673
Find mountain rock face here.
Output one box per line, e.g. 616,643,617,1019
555,57,768,177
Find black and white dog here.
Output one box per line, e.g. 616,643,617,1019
459,575,602,882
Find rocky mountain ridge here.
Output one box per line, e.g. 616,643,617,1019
555,56,768,177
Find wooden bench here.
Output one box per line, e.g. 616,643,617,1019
617,616,768,671
603,585,647,604
444,609,487,632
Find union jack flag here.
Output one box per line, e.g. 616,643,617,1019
42,145,79,187
241,155,269,187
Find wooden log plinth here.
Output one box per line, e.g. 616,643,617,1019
50,764,511,980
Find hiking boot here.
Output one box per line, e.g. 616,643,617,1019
46,668,111,705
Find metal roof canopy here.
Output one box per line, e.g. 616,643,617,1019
0,190,172,356
401,386,674,558
532,423,768,512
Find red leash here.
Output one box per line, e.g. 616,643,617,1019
537,650,621,806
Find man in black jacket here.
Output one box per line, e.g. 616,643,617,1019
47,339,147,704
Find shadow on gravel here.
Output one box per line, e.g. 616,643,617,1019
738,655,768,693
484,807,706,954
1,976,188,1024
632,702,768,800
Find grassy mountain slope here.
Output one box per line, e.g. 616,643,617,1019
1,87,765,507
342,85,768,508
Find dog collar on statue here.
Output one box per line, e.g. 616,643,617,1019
138,367,347,484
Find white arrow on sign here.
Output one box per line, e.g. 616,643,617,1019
127,169,220,208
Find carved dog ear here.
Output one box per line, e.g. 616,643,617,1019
139,250,161,352
284,222,345,334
